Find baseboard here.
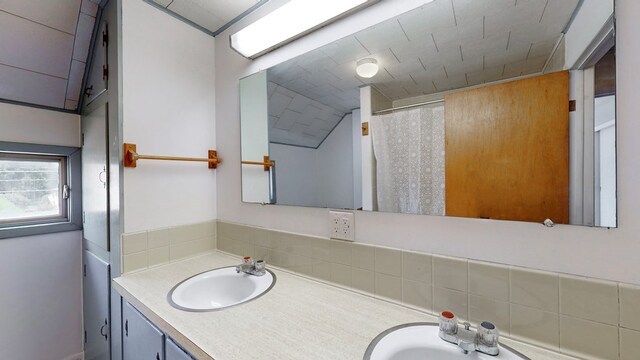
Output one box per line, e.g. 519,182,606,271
61,351,84,360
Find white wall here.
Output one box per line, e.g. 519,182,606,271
352,109,362,209
0,231,83,360
122,0,216,233
317,114,354,209
240,71,270,203
270,114,354,209
0,102,80,147
0,103,82,360
270,143,318,207
216,0,640,285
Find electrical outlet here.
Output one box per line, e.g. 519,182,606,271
329,211,354,241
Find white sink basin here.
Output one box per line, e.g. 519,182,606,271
364,323,529,360
168,266,276,311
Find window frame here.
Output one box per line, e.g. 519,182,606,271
0,141,82,239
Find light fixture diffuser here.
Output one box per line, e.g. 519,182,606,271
356,58,378,78
230,0,376,58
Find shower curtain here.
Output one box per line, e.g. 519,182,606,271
370,105,445,215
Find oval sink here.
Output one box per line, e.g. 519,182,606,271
168,266,276,311
364,323,529,360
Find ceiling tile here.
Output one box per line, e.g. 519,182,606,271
355,19,409,55
266,0,579,142
452,0,515,22
462,33,509,59
433,74,468,92
0,63,67,108
529,37,559,59
543,0,580,20
466,64,505,85
81,0,99,17
390,38,438,63
397,0,456,36
321,35,370,65
0,12,74,78
0,0,81,34
66,60,85,101
287,94,312,113
385,58,427,79
65,99,79,110
195,0,259,23
72,13,95,62
268,91,293,117
274,109,300,130
168,0,227,32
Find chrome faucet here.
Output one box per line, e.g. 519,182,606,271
438,311,499,356
235,256,267,276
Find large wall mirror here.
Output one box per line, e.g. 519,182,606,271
240,0,616,228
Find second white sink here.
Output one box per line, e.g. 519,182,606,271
364,323,529,360
168,266,276,311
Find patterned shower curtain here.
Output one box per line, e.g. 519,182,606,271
370,105,445,215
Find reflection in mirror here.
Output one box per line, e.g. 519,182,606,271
240,0,616,227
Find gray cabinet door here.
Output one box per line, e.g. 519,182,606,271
123,302,165,360
83,251,111,360
82,103,109,251
85,19,108,105
166,338,194,360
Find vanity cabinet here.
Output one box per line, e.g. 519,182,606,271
166,338,195,360
122,301,195,360
123,302,165,360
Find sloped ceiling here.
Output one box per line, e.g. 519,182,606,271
0,0,264,113
0,0,101,112
266,0,580,147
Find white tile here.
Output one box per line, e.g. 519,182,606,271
321,35,370,65
168,0,227,32
0,12,74,78
398,0,456,35
81,0,99,17
66,60,85,101
64,99,78,110
452,0,514,22
72,13,96,62
356,20,409,55
0,63,67,108
559,275,619,326
274,109,301,131
0,0,82,34
268,92,293,117
560,316,619,360
287,95,312,113
122,232,148,255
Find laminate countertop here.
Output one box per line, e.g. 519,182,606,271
113,251,577,360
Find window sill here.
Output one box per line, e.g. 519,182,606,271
0,221,82,240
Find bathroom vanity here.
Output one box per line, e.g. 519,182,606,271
114,251,578,360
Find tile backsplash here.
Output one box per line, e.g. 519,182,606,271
217,220,640,360
121,220,216,273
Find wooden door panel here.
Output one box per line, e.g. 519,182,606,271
445,71,569,224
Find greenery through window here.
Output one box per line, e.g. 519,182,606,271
0,154,67,226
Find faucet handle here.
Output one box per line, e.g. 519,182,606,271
477,321,499,347
254,259,266,272
242,256,254,265
439,311,458,335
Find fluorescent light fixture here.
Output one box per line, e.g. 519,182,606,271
231,0,375,58
356,58,378,78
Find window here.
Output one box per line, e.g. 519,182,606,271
0,154,67,225
0,142,81,239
